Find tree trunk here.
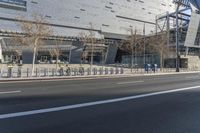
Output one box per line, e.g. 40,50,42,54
160,51,163,71
31,38,39,76
56,55,59,75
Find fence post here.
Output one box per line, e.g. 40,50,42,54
27,68,29,77
60,68,64,76
17,66,22,78
35,68,38,77
121,67,124,74
87,68,91,75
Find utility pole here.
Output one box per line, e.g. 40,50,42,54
143,23,146,65
130,27,134,73
175,1,180,72
134,28,137,68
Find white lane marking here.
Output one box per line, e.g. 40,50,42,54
0,85,200,120
185,76,200,79
0,91,21,95
117,81,144,85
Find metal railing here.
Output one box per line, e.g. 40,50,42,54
0,66,200,79
0,67,124,78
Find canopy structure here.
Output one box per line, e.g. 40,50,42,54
190,0,200,10
184,0,200,48
174,0,200,10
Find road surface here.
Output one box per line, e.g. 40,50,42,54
0,73,200,133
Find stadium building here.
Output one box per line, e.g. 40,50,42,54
0,0,199,68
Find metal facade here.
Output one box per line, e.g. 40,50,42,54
0,0,175,37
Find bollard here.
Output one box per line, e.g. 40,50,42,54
44,68,47,77
79,67,84,76
39,68,41,77
51,69,53,77
95,68,97,75
71,68,74,76
120,67,124,74
105,68,108,75
110,68,114,74
52,68,55,76
144,64,151,74
17,67,22,78
36,68,39,77
99,68,103,75
79,67,82,76
27,68,29,77
66,67,71,76
60,68,64,76
93,68,97,75
87,68,91,75
7,64,14,78
115,67,119,74
47,68,49,76
75,68,78,76
9,68,12,78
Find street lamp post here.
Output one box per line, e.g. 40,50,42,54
175,1,180,72
134,29,137,69
130,28,134,73
129,26,137,73
143,23,146,65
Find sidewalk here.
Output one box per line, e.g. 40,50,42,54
0,70,199,83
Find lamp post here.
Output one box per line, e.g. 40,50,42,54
175,0,181,72
143,23,146,65
134,29,137,69
130,27,134,73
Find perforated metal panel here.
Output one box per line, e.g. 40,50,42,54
0,0,175,37
184,12,200,48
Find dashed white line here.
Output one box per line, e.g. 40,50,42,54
0,85,200,120
117,81,144,85
185,76,200,79
0,91,21,95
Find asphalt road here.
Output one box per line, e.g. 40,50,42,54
0,73,200,133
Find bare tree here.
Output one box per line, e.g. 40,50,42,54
15,13,52,76
88,22,95,71
147,32,169,69
119,30,144,67
79,23,96,71
120,33,145,54
49,39,62,71
120,30,170,70
79,32,90,63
